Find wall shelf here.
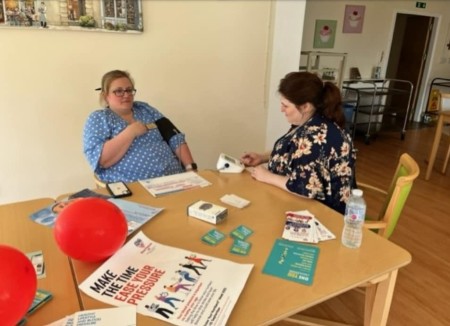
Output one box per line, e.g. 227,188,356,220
299,51,347,88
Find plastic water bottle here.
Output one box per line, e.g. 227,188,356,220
342,189,366,248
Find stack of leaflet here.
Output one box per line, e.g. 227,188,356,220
282,210,335,243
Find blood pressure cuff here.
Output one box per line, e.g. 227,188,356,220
155,117,181,143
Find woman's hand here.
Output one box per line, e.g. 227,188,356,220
127,121,148,138
99,121,147,168
241,152,266,167
249,165,271,182
250,165,289,192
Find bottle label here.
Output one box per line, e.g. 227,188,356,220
344,206,365,223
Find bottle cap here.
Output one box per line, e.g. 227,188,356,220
352,189,363,197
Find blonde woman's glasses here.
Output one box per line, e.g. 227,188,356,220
111,88,137,97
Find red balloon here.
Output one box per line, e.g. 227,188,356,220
54,198,128,262
0,245,37,326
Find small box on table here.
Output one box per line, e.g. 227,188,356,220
187,200,228,224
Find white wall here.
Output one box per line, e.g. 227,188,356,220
265,0,306,149
2,0,450,205
302,0,450,119
0,1,274,204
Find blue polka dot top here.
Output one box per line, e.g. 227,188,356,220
83,101,185,182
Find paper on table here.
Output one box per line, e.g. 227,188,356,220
282,210,335,243
26,250,46,279
29,198,163,237
108,198,163,236
79,231,253,326
44,306,136,326
139,171,211,197
263,238,319,286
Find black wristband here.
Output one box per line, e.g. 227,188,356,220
185,163,198,171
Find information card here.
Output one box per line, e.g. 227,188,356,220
262,238,319,286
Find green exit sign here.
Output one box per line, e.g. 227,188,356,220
416,2,426,8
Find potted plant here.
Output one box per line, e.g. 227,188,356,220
104,21,115,30
116,22,128,32
79,15,95,28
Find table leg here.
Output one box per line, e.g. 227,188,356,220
425,115,444,180
364,269,398,326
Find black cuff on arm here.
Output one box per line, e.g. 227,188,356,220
155,117,181,143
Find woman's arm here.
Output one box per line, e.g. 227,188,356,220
99,122,147,168
250,165,288,190
175,143,196,170
250,165,309,199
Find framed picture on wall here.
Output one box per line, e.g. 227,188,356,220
343,5,365,33
1,0,143,33
313,20,337,49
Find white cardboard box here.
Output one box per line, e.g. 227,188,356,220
187,200,228,224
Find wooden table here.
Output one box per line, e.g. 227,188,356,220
71,170,411,325
0,198,81,325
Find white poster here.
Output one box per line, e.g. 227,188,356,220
79,231,253,325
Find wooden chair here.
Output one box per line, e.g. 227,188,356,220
359,152,420,238
93,174,106,188
425,92,450,180
284,153,420,326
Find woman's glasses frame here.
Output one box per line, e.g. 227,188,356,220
111,88,137,97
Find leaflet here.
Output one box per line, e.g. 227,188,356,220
44,306,136,326
263,238,319,286
282,210,335,243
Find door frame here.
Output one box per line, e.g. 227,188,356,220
385,10,441,122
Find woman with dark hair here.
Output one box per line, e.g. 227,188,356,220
241,71,355,214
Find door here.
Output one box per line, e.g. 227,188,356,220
385,13,434,126
0,1,4,24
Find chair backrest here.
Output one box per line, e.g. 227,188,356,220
439,92,450,112
439,92,450,131
377,153,420,238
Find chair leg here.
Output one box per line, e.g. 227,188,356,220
425,115,444,180
442,144,450,174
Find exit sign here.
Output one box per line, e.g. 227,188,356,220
416,2,426,8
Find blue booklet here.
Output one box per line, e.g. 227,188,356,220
27,289,53,315
262,238,319,286
29,189,163,236
29,189,110,227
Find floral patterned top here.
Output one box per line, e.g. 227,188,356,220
268,114,356,214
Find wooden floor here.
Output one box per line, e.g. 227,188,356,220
274,126,450,326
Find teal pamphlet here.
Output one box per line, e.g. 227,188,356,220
262,238,319,286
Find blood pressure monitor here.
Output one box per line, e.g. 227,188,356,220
216,153,245,173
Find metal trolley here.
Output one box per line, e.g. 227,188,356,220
342,79,414,144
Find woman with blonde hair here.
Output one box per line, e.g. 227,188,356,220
83,70,197,183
